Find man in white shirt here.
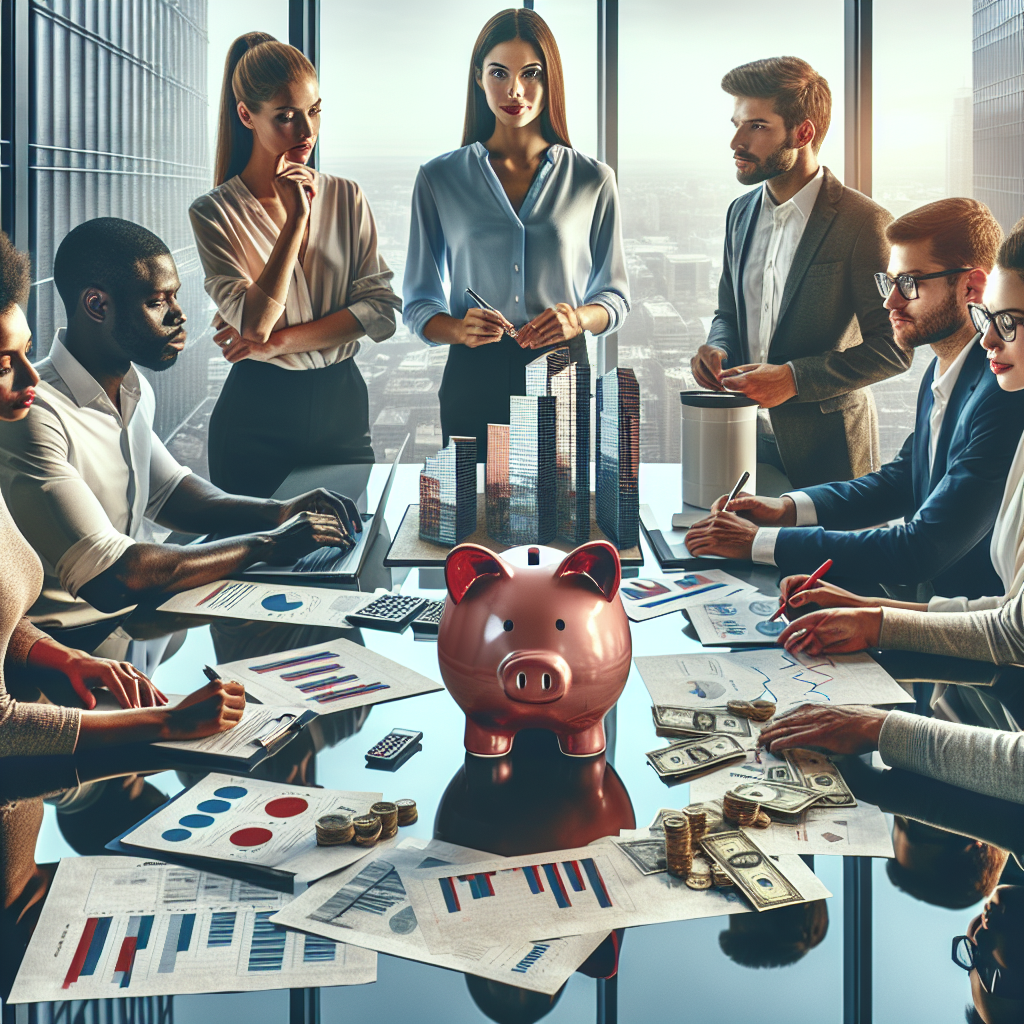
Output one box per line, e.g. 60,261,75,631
0,218,362,635
692,57,908,487
687,199,1024,602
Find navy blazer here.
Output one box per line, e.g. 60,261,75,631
773,340,1024,599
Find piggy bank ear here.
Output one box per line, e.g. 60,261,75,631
554,541,621,602
445,544,515,605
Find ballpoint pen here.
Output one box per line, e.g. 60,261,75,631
465,287,517,338
721,470,750,513
768,558,833,622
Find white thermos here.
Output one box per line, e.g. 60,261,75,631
680,391,758,509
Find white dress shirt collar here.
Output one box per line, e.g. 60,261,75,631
48,330,143,425
928,339,974,473
762,165,825,226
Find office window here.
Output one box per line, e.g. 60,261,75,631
871,0,973,462
618,1,845,462
319,1,597,464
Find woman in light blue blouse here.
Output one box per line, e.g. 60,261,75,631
403,8,630,461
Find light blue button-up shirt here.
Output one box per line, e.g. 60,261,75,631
403,142,630,342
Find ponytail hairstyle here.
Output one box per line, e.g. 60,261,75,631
214,33,318,185
462,8,570,149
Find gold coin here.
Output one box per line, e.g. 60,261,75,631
685,872,713,890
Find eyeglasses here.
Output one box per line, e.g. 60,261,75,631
874,268,973,301
951,934,1024,999
968,302,1024,343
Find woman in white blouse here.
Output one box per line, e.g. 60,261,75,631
190,33,401,497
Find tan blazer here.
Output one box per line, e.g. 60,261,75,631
707,167,910,487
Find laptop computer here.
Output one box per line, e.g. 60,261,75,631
241,435,408,584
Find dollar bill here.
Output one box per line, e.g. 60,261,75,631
729,781,823,816
646,734,746,780
763,763,800,785
699,830,807,911
784,749,858,807
652,706,752,738
614,838,666,875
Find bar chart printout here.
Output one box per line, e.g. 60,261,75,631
10,858,376,1002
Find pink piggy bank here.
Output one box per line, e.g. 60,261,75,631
437,540,632,757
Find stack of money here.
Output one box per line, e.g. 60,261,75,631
646,734,746,781
726,699,776,722
723,790,761,827
685,856,713,890
651,706,751,739
371,801,399,840
315,813,354,846
683,806,707,843
730,780,822,823
711,864,734,888
700,831,806,911
663,815,693,878
353,813,382,846
396,798,418,826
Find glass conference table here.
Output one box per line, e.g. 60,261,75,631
3,464,1021,1024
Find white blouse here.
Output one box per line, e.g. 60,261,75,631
189,172,401,371
929,429,1024,613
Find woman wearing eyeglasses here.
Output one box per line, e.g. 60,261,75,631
955,885,1024,1021
402,9,629,463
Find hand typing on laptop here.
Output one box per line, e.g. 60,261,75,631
273,488,362,552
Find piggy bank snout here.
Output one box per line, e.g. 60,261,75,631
499,651,571,704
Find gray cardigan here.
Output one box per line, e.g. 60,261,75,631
878,710,1024,804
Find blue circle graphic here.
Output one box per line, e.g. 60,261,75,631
162,828,191,842
180,814,214,828
262,593,303,612
755,620,786,637
214,786,248,799
197,799,231,813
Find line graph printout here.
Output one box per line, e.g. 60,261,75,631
8,858,375,1003
271,840,608,996
619,572,757,622
118,773,386,885
689,749,895,858
216,638,442,716
399,840,829,954
158,581,380,628
635,649,913,716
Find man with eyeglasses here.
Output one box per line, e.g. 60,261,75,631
954,885,1024,1024
687,198,1024,602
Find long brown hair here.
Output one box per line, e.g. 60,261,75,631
461,9,570,149
214,33,317,185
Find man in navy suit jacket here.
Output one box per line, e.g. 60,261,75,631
687,199,1024,600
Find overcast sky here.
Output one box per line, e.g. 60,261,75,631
206,0,972,184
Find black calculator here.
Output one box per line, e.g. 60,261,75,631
411,599,445,640
365,728,423,769
346,593,427,632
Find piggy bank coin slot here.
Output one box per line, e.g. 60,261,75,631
528,547,540,565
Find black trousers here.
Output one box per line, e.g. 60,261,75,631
208,357,374,498
439,334,588,463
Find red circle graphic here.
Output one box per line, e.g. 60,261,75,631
229,827,273,847
264,796,308,818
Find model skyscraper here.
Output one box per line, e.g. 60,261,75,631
551,361,591,544
485,423,511,542
508,393,557,544
419,436,477,545
595,368,640,548
525,347,570,398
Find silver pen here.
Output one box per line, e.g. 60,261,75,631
465,287,517,339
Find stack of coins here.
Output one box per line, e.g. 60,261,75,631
683,806,707,844
396,798,418,826
722,790,761,827
315,813,354,846
663,815,693,878
726,699,777,722
371,801,399,840
711,864,734,888
353,813,382,846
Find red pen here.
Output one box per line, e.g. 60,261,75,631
769,558,833,622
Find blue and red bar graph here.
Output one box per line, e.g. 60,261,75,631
439,859,612,914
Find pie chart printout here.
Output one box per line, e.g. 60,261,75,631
262,593,304,612
229,827,274,847
264,797,308,818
